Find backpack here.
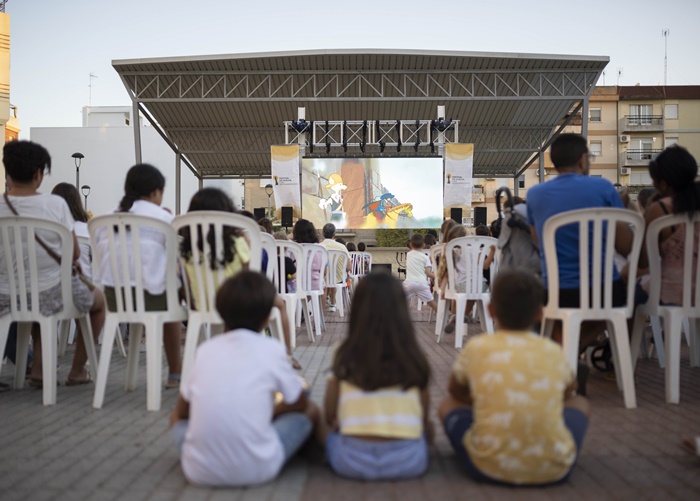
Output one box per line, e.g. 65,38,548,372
495,187,541,276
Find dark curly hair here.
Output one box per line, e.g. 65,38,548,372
3,141,51,183
179,187,241,270
292,218,319,243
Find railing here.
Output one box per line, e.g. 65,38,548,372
622,115,664,131
622,149,662,166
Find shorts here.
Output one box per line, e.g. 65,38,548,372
325,433,428,480
403,281,434,302
547,278,626,309
104,286,167,312
0,278,93,317
443,407,588,486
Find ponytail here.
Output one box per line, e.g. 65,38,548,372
118,164,165,212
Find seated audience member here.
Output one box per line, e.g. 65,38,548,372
424,233,437,248
273,231,297,293
636,187,656,214
357,242,371,274
324,272,432,480
171,271,319,487
293,219,323,291
0,141,105,387
258,217,273,234
319,223,351,312
402,234,438,313
345,242,356,252
490,218,501,239
438,270,589,486
51,183,92,280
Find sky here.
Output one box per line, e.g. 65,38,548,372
6,0,700,138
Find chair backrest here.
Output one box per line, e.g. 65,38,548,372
89,214,183,316
645,212,700,313
260,232,277,284
326,249,348,285
77,235,94,281
171,211,262,313
300,243,328,293
0,216,75,320
275,240,305,295
362,251,373,272
445,236,498,297
430,243,445,289
349,251,363,276
542,208,644,317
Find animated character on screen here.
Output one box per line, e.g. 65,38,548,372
319,173,348,221
363,193,395,221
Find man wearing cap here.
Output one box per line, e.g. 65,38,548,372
319,173,347,223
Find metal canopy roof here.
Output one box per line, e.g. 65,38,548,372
113,49,608,179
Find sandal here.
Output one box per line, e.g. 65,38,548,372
65,372,93,386
165,374,181,389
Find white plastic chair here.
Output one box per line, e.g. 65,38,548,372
172,212,283,382
301,243,329,340
89,214,188,411
260,232,278,284
541,208,644,409
630,213,700,404
275,240,313,348
439,236,498,348
430,244,447,338
0,216,98,406
325,250,350,317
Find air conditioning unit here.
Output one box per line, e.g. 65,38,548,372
620,134,630,143
620,167,631,175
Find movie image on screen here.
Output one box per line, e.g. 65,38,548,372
302,158,443,230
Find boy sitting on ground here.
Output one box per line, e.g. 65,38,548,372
438,269,590,486
170,271,319,486
402,233,438,312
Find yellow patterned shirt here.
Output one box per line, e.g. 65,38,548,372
453,331,576,484
337,381,423,439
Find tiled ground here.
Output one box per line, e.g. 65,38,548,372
1,310,699,501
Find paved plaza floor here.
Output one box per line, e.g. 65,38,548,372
1,311,699,500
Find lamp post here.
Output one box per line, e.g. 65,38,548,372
81,185,91,211
265,183,273,219
72,152,84,189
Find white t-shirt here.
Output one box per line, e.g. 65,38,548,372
73,220,92,281
0,194,75,294
93,200,174,295
180,329,303,486
405,249,431,284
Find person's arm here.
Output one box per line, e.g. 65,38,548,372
448,373,472,405
614,221,634,257
274,391,308,417
529,225,540,250
71,231,80,262
324,375,340,429
483,245,496,269
170,394,190,428
425,266,435,280
421,388,435,445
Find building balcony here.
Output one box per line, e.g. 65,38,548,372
622,149,662,166
621,115,664,132
472,186,484,203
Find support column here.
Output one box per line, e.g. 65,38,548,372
539,152,545,184
175,153,181,215
198,176,204,190
133,100,142,164
513,179,519,198
581,97,590,139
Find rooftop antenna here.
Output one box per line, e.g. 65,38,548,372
662,29,670,86
617,67,623,86
89,73,98,106
0,1,8,14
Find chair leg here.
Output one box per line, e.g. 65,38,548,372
311,296,323,340
454,297,468,349
301,299,313,342
541,319,555,339
650,315,665,368
435,299,446,339
77,317,98,381
335,286,345,318
144,319,163,411
125,324,144,392
14,323,32,390
560,315,581,378
663,314,683,404
630,310,647,371
93,316,119,409
608,315,637,409
268,307,285,344
181,316,203,383
115,326,127,358
39,318,58,406
690,319,700,368
479,298,494,334
58,319,71,357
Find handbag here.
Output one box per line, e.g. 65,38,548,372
3,192,96,293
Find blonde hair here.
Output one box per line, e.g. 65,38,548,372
438,225,468,282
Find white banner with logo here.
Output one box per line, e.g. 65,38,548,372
443,143,474,214
270,145,301,217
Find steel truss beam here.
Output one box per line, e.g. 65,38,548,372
124,70,598,102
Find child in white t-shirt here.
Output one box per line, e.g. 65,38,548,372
402,234,437,312
170,271,319,487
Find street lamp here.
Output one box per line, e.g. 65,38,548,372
81,185,91,211
264,183,273,218
72,152,84,189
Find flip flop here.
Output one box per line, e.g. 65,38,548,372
165,374,181,389
65,373,92,386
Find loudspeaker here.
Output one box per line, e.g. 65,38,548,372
474,206,488,227
281,206,293,227
450,208,462,223
253,208,266,220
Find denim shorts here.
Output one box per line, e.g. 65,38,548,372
172,412,312,463
443,408,588,486
325,432,428,481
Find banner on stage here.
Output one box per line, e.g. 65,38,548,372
443,143,474,217
270,145,301,218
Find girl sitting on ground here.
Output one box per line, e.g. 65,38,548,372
180,187,298,366
322,272,432,480
93,163,182,388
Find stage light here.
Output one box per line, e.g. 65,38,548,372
291,119,309,133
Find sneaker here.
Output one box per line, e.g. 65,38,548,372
444,315,456,334
329,305,337,313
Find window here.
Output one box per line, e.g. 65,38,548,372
518,176,525,189
665,104,678,119
666,137,679,148
589,141,603,156
629,104,653,125
589,108,602,122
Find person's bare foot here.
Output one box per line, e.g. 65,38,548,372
65,368,92,386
